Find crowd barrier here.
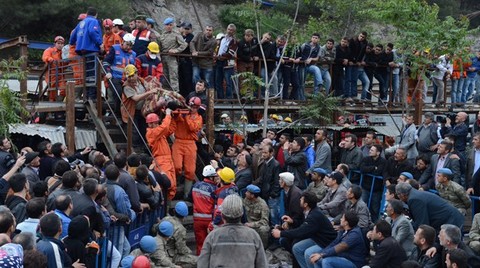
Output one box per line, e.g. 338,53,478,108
348,169,480,220
95,205,165,268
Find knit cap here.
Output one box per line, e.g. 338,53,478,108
221,194,243,218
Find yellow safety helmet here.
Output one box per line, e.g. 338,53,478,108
147,42,160,54
284,117,292,123
270,114,279,120
217,167,235,183
124,64,137,77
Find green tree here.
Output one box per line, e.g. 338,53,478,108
0,58,29,136
0,0,129,41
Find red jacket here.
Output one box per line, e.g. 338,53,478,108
135,54,164,80
192,179,217,220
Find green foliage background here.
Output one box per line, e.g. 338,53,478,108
0,0,129,41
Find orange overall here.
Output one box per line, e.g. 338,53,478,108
103,32,123,55
42,47,65,101
146,114,177,200
172,112,203,181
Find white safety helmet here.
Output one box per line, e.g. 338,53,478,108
202,165,217,177
123,33,135,44
112,18,124,26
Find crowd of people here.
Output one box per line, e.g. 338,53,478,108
2,107,480,267
41,7,480,109
5,4,478,268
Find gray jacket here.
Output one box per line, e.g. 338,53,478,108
198,223,268,268
340,146,363,171
391,214,415,257
318,184,348,218
399,123,418,160
309,140,332,172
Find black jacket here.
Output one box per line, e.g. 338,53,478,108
382,157,414,185
284,185,303,229
408,246,440,268
360,156,387,192
369,236,407,268
71,193,105,234
237,38,259,63
257,157,281,200
5,195,26,223
235,167,253,194
284,150,308,190
280,207,337,248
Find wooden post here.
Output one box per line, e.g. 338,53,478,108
19,36,29,108
207,88,215,152
127,118,132,155
65,82,76,151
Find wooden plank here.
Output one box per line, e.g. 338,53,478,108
0,36,29,50
85,100,118,157
65,82,75,151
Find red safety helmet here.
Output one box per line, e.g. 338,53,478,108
103,19,113,28
189,97,201,107
146,113,160,123
54,36,65,43
132,256,151,268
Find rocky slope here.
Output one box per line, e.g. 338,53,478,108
131,0,224,33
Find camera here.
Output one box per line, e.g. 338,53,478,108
70,159,81,169
437,112,457,125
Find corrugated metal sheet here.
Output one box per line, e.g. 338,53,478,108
326,125,401,137
9,123,97,149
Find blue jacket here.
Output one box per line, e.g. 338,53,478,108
70,15,102,53
321,227,366,268
37,236,72,268
105,180,136,221
303,145,315,169
467,56,480,78
54,209,71,239
103,45,136,79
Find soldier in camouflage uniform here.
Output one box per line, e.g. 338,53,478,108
158,17,188,92
243,184,270,247
306,167,328,201
163,201,197,267
435,168,471,215
151,221,182,268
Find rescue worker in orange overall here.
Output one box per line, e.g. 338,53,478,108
102,18,122,55
146,110,177,200
191,165,217,255
172,96,203,198
69,13,86,96
42,36,66,101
